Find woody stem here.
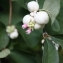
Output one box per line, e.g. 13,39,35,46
8,0,12,25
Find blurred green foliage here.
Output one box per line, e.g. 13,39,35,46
0,0,63,63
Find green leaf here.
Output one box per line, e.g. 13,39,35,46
44,21,58,35
0,22,5,31
0,0,9,12
14,36,29,51
9,51,35,63
42,0,60,24
0,30,9,50
0,49,10,58
42,39,59,63
51,19,60,32
35,54,42,63
16,23,42,48
14,0,28,9
56,0,63,34
51,36,63,49
0,13,21,26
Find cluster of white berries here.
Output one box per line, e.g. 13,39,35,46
22,1,49,34
6,25,18,39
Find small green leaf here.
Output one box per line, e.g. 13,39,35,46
42,0,60,24
0,49,10,58
42,39,59,63
44,21,58,35
0,22,5,31
16,23,42,48
9,51,35,63
51,19,60,32
51,36,63,49
56,0,63,34
0,30,9,50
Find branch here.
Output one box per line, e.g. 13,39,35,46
8,0,12,25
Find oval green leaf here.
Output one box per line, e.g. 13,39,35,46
51,36,63,49
42,0,60,24
9,51,35,63
42,39,59,63
51,19,60,32
0,49,10,58
0,30,9,50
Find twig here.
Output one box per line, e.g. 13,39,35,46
36,0,38,3
8,0,12,25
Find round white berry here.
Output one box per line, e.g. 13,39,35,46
34,11,49,24
34,23,41,29
23,15,31,24
6,25,15,33
9,29,18,39
23,15,34,24
6,26,11,33
27,1,39,12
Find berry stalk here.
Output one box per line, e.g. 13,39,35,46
8,0,12,25
36,0,38,3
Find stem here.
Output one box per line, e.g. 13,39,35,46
36,0,38,3
8,0,12,25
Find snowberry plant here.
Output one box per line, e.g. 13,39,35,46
22,1,49,34
0,0,63,63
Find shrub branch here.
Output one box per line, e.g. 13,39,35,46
8,0,12,25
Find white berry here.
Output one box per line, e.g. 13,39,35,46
34,11,49,24
27,1,39,12
9,29,18,39
6,25,15,33
23,15,34,24
34,23,41,29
